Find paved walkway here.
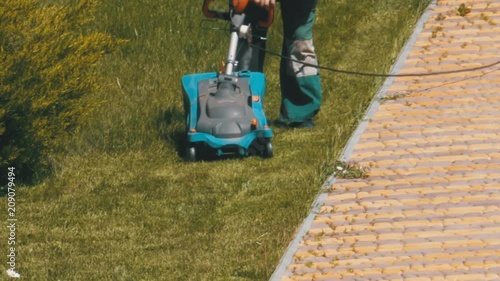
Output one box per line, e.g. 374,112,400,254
271,1,500,280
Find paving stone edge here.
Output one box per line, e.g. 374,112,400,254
268,1,438,280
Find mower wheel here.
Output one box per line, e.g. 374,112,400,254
263,141,273,158
187,146,196,162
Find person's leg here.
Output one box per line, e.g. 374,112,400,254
279,0,322,125
236,6,268,72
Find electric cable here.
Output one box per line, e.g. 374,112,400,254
201,19,500,78
250,42,500,78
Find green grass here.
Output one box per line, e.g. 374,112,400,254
2,0,429,280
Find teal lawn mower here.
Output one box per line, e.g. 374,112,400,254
181,0,274,161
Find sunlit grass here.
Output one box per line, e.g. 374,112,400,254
4,0,429,280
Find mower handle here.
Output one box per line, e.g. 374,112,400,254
202,0,274,28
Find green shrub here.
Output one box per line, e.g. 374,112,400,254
0,0,120,183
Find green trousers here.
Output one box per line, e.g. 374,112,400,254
237,0,322,123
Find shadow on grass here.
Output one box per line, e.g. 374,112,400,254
157,106,187,158
0,151,53,195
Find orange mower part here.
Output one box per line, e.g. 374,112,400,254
233,0,249,13
202,0,274,28
202,0,216,18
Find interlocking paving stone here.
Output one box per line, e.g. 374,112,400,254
271,0,500,280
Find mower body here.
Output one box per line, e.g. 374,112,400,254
181,0,274,160
182,71,273,160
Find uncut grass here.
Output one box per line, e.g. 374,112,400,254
5,0,429,280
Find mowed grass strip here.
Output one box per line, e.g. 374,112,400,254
4,0,429,280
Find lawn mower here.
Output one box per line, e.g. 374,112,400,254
181,0,274,161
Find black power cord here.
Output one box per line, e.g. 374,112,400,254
200,19,500,78
251,43,500,78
